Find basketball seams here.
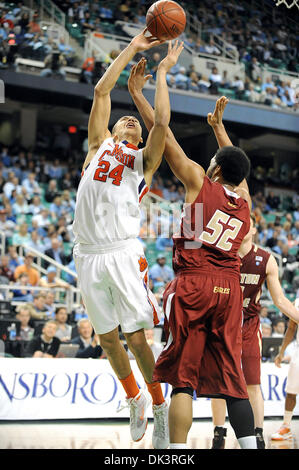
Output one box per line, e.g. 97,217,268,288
146,0,186,39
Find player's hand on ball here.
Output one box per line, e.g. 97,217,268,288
131,27,165,52
207,96,229,128
158,40,184,72
128,58,152,94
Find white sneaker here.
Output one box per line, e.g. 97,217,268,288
126,389,152,442
152,400,169,449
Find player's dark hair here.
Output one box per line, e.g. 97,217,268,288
250,213,256,225
215,146,251,186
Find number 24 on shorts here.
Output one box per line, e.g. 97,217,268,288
93,159,124,186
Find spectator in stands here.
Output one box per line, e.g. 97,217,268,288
45,237,70,267
40,43,67,79
14,252,40,286
50,196,64,221
71,318,103,358
147,52,161,81
39,266,70,290
29,292,49,320
272,319,286,338
26,320,61,358
22,172,41,198
7,245,22,270
266,191,280,210
15,304,35,342
261,323,272,338
44,290,55,317
12,222,30,246
174,66,189,90
204,38,221,55
28,195,43,216
24,229,45,253
244,83,260,103
32,208,51,231
80,11,94,33
54,306,72,342
220,70,230,89
12,272,33,301
81,51,96,84
149,253,174,289
259,306,272,326
0,208,16,239
0,254,14,282
248,57,262,84
12,194,29,216
281,244,298,285
261,77,275,93
43,180,56,203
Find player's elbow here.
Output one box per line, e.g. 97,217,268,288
94,83,110,97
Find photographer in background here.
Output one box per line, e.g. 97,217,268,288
40,43,66,79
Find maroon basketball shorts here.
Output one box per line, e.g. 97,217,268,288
242,315,262,385
153,270,248,399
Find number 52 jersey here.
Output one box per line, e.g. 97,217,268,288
72,137,149,247
173,176,250,278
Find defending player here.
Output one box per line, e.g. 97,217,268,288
271,297,299,441
128,59,299,449
207,103,299,450
72,34,184,449
128,58,256,449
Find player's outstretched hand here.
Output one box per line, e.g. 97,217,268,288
128,57,152,95
158,40,184,73
131,27,165,52
207,96,229,128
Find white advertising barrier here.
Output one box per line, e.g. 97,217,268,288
0,358,298,420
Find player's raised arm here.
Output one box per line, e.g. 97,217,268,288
266,254,299,323
208,97,252,210
143,40,184,186
83,28,164,171
128,56,205,196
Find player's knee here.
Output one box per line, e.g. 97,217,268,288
126,336,146,357
99,334,121,355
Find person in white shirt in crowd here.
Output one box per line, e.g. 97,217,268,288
54,306,72,342
12,194,29,217
24,229,45,253
32,208,51,229
28,195,43,216
22,172,42,198
15,304,35,341
44,290,56,318
39,266,70,290
0,208,16,238
272,319,286,337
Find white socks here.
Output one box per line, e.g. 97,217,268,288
283,410,293,426
238,436,257,449
170,443,188,449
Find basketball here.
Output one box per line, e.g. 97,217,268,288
146,1,186,41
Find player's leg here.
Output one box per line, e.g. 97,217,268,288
247,384,265,448
124,328,168,449
169,389,193,448
225,396,257,449
210,398,227,449
271,393,297,440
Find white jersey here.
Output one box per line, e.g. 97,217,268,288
72,137,149,247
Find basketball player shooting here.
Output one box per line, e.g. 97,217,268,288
72,34,184,449
128,58,256,449
207,102,299,449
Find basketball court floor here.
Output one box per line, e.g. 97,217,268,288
0,418,298,449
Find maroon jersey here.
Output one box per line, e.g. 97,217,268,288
173,176,250,278
240,244,270,320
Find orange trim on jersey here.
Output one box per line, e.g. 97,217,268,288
148,295,160,326
139,187,149,203
125,142,139,151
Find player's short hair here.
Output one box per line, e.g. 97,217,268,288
250,213,256,225
215,146,250,186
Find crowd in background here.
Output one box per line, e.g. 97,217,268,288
1,1,298,111
0,141,297,360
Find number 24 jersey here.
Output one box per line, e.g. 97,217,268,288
72,137,149,247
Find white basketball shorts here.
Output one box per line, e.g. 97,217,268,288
286,345,299,395
73,239,161,335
